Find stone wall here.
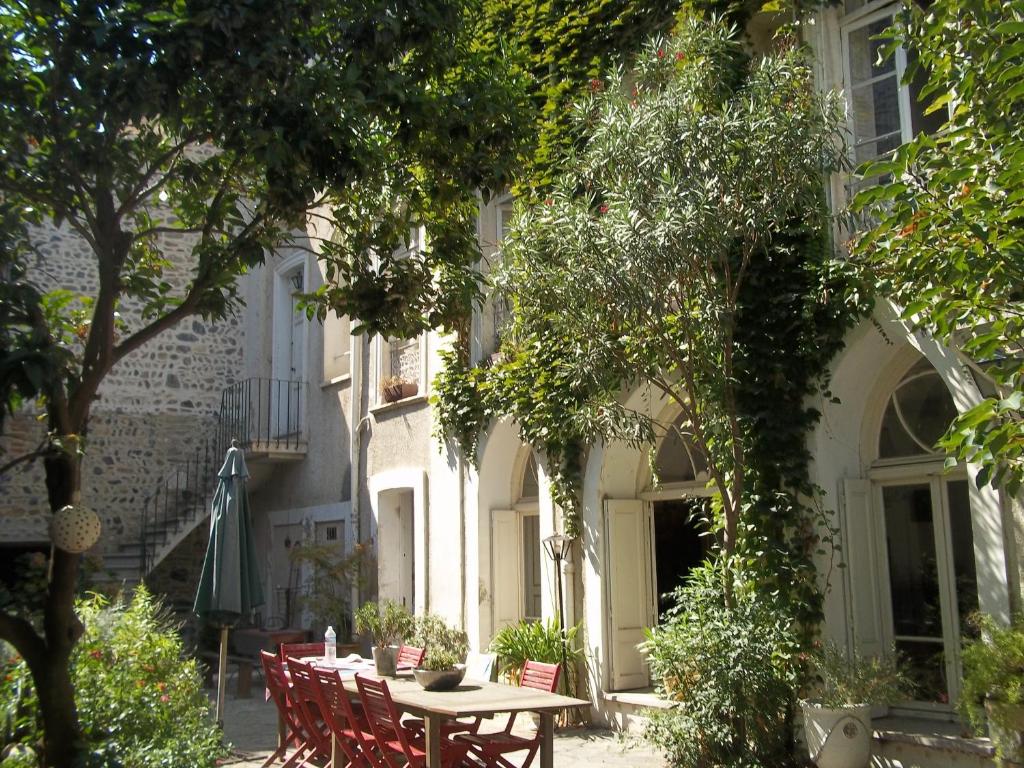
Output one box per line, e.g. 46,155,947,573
147,523,210,609
0,220,246,563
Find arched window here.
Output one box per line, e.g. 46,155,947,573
653,415,708,485
870,357,978,708
878,359,958,458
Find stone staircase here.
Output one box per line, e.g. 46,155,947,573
101,377,308,586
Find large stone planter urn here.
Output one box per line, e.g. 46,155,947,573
802,701,873,768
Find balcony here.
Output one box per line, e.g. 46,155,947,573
219,377,308,462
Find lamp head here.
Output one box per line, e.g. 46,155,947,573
543,532,573,562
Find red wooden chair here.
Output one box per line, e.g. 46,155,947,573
454,660,561,768
311,667,382,768
286,658,333,765
355,674,470,768
260,650,312,768
280,642,325,663
395,645,425,669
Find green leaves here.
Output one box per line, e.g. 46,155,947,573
0,588,226,766
850,0,1024,494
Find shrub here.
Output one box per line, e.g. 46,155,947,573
804,642,912,708
0,587,225,767
489,618,583,696
410,613,469,671
353,600,414,650
641,560,801,768
959,614,1024,737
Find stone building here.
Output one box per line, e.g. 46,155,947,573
2,4,1020,766
0,222,245,608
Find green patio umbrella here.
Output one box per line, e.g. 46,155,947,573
194,440,264,725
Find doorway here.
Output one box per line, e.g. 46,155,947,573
378,488,416,612
651,498,709,621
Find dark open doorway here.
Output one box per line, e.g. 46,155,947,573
652,498,708,621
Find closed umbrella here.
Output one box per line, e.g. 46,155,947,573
194,440,264,726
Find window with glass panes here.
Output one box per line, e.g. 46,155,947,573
841,1,944,189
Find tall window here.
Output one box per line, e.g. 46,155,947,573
491,198,515,351
841,1,944,188
377,227,423,402
872,359,978,708
322,310,351,382
517,453,542,622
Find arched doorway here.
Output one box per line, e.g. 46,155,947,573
645,416,713,621
867,357,979,709
603,410,714,691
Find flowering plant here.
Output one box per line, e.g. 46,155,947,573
1,587,224,767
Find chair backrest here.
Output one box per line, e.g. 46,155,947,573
280,641,324,662
355,674,415,768
260,651,304,739
286,658,330,756
520,660,561,693
396,644,425,668
465,651,497,682
311,667,377,768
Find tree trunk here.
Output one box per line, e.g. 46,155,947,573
36,653,81,768
37,451,85,768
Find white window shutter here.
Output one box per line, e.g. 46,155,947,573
491,510,522,633
604,499,652,691
841,478,885,658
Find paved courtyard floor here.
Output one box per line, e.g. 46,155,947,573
217,690,669,767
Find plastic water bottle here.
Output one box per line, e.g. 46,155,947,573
324,626,337,661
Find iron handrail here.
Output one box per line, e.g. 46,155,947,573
138,377,305,577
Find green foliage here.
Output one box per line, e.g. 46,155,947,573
474,0,682,196
804,642,913,709
850,0,1024,495
409,614,470,671
353,600,414,650
288,541,367,640
434,17,865,612
641,559,802,768
489,618,583,696
959,615,1024,739
0,588,224,767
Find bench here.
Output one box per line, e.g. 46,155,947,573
199,651,256,699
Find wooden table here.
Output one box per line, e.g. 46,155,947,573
335,671,588,768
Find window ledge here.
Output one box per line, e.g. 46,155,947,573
873,716,994,758
320,374,351,389
370,394,428,415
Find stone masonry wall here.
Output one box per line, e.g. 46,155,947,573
0,220,245,563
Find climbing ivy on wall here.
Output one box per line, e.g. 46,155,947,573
474,0,683,195
433,13,870,625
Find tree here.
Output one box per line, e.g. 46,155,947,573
851,0,1024,494
0,0,524,763
491,19,848,577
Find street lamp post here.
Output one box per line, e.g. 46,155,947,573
543,532,573,689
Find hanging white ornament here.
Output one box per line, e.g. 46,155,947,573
50,504,102,554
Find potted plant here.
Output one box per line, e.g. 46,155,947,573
354,599,413,676
288,540,365,655
959,614,1024,765
380,375,418,403
801,643,913,768
409,613,469,691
